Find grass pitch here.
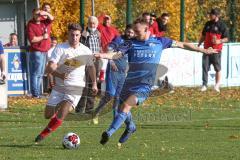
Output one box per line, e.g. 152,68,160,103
1,87,240,160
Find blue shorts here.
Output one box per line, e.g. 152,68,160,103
119,85,150,106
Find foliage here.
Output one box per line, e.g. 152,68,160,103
40,0,240,42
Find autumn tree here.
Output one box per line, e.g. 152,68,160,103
40,0,239,42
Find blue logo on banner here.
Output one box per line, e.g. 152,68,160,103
7,50,28,95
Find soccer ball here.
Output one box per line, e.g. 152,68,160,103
62,132,80,149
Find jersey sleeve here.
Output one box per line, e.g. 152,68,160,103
0,41,4,54
157,37,173,49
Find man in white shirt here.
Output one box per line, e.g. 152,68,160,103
35,23,98,143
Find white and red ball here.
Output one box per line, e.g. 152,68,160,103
62,132,80,149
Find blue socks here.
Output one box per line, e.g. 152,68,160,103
124,111,136,131
107,110,136,137
107,111,127,136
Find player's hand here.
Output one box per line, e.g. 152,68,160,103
92,82,98,95
110,62,118,71
205,47,219,54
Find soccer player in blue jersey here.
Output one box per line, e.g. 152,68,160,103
95,18,218,145
93,24,135,124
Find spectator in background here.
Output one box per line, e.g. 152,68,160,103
97,15,119,83
156,13,170,37
142,12,160,37
0,41,6,82
27,8,54,98
150,12,157,22
198,8,228,93
46,36,58,92
4,33,18,47
98,15,119,52
75,16,101,114
42,3,51,15
47,36,57,60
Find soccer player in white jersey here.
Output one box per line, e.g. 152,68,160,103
35,23,98,143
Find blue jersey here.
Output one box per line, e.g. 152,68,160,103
0,41,4,54
122,36,172,94
108,36,129,73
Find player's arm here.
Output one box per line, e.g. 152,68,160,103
174,41,219,54
45,61,66,80
94,52,123,60
87,64,98,95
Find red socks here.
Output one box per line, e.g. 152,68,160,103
40,114,63,138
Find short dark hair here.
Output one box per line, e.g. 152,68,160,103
68,23,82,32
142,12,150,17
134,18,149,26
42,2,51,8
125,24,133,30
161,13,170,18
209,8,221,16
10,33,17,37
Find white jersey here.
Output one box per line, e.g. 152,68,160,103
49,42,94,93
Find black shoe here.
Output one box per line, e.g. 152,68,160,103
35,135,44,143
118,128,136,144
100,131,109,145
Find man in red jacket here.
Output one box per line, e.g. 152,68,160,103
198,8,228,93
27,8,54,98
97,15,119,82
97,15,119,53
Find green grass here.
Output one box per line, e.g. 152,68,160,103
1,88,240,160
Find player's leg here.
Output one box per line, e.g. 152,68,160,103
112,73,126,117
100,94,137,145
118,111,136,143
43,90,63,119
212,53,221,92
44,105,60,119
118,92,150,144
35,100,73,143
75,86,88,113
201,54,210,91
35,91,80,143
94,66,116,116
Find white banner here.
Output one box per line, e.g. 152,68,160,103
160,44,240,87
